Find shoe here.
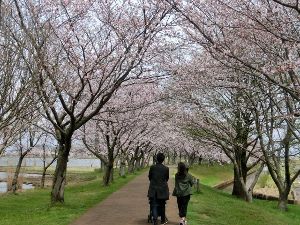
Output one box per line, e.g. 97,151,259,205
179,220,184,225
153,219,158,225
161,217,168,224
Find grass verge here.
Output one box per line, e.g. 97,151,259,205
189,164,233,187
189,185,300,225
0,169,145,225
187,164,300,225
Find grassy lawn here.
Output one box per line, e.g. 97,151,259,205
187,164,300,225
0,169,145,225
189,185,300,225
189,164,233,186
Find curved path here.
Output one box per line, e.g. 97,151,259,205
70,171,179,225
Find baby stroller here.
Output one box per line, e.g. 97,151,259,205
147,199,157,223
147,198,167,224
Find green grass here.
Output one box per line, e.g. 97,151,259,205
256,173,277,188
0,169,145,225
189,164,233,186
187,164,300,225
0,166,98,174
189,185,300,225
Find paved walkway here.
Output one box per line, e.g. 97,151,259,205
70,172,179,225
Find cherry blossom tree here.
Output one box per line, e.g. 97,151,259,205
165,0,300,104
8,115,43,193
82,81,162,185
162,0,300,208
0,2,33,155
9,0,171,203
248,79,300,210
38,134,58,188
162,50,265,202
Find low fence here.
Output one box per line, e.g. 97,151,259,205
193,177,200,193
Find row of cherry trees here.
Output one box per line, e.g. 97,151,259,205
80,82,164,186
0,0,207,204
0,0,177,203
162,0,300,211
2,0,299,212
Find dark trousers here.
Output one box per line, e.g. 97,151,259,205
177,195,190,218
150,195,166,222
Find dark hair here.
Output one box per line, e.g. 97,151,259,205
177,162,187,176
156,152,165,163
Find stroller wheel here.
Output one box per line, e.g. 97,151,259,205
148,214,153,223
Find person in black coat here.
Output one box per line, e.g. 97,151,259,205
148,152,169,225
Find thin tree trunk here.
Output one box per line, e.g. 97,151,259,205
119,160,126,177
51,140,71,204
198,156,203,165
118,154,124,176
145,154,151,167
141,156,146,168
10,155,25,193
128,159,135,173
172,152,177,165
41,169,46,188
100,159,105,172
140,151,145,168
135,157,141,171
41,156,57,188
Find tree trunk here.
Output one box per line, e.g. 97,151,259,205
232,169,245,197
41,169,46,188
198,156,203,165
119,161,126,177
102,148,115,186
100,159,106,172
115,160,119,169
135,157,141,171
172,152,177,165
128,160,135,173
145,154,151,167
278,192,288,211
232,144,248,200
41,156,57,188
140,151,145,168
232,167,248,200
51,140,71,204
188,153,196,166
184,155,187,163
246,191,253,202
41,158,46,188
103,163,114,186
10,155,25,193
152,155,157,165
141,156,146,168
